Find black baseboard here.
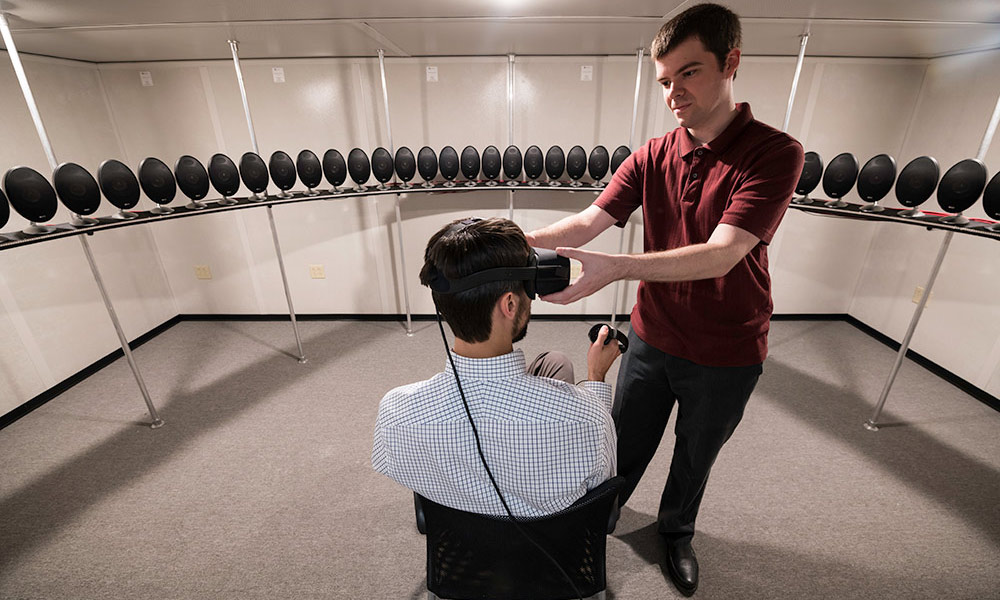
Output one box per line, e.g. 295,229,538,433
0,316,183,431
2,312,996,432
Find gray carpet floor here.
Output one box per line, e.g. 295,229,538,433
0,319,998,599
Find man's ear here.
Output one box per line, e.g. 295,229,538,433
497,291,519,320
724,48,741,78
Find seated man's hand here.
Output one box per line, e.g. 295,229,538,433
587,325,621,382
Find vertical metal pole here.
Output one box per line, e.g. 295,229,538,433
1,12,163,427
378,49,413,336
611,48,644,328
782,33,809,133
508,54,515,221
864,86,1000,430
229,39,306,362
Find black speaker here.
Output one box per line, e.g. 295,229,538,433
4,166,58,234
439,146,459,186
982,171,1000,227
347,148,371,190
482,145,501,185
240,152,270,201
566,145,587,185
395,146,416,187
417,146,438,187
937,158,987,223
610,145,631,175
372,147,394,188
208,153,240,204
296,149,323,195
545,146,565,184
53,162,102,221
98,160,141,216
322,149,347,192
856,154,896,212
895,156,938,215
269,151,297,198
503,145,522,183
138,157,177,214
524,145,544,183
822,152,859,207
588,145,609,185
460,145,480,186
174,155,210,209
793,151,823,202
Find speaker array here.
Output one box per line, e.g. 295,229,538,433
4,147,1000,239
792,150,997,224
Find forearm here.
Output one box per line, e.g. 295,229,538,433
527,205,615,249
617,241,743,283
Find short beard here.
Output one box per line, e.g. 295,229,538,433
512,302,530,344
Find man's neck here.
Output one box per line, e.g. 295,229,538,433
452,337,513,359
687,101,739,146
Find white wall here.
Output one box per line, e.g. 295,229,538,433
1,47,998,420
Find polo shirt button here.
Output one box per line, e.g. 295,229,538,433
695,149,704,157
690,172,699,180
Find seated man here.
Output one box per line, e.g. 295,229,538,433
372,217,621,517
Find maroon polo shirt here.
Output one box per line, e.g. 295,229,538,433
595,103,803,367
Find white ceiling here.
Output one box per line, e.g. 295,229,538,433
1,0,999,62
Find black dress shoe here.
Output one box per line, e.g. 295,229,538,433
665,539,698,596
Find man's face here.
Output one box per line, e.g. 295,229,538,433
654,36,736,132
512,294,531,344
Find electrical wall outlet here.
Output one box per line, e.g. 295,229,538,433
309,264,326,279
194,265,212,280
912,285,933,305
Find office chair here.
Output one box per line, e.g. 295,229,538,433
418,476,624,600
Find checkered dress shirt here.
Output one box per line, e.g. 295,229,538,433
372,349,616,517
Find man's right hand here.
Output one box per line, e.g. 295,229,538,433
587,325,622,382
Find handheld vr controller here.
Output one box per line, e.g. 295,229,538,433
588,323,629,354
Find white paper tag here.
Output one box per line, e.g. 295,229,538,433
139,71,153,87
426,66,438,82
580,65,593,81
272,67,285,83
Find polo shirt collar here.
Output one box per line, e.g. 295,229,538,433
677,102,754,158
444,348,527,380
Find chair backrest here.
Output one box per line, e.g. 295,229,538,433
419,475,624,600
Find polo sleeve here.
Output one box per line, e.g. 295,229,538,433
593,145,646,228
719,136,804,244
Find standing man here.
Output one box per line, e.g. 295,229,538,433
526,3,803,596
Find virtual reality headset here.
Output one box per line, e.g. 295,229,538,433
426,247,570,300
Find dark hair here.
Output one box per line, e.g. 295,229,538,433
651,3,742,72
419,217,531,343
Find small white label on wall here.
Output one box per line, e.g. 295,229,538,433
426,66,438,82
272,67,285,83
139,71,154,87
580,65,593,81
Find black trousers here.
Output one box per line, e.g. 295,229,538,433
613,328,762,542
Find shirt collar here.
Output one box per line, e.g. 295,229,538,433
677,102,753,159
444,348,527,380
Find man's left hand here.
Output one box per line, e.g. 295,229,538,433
541,247,621,304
